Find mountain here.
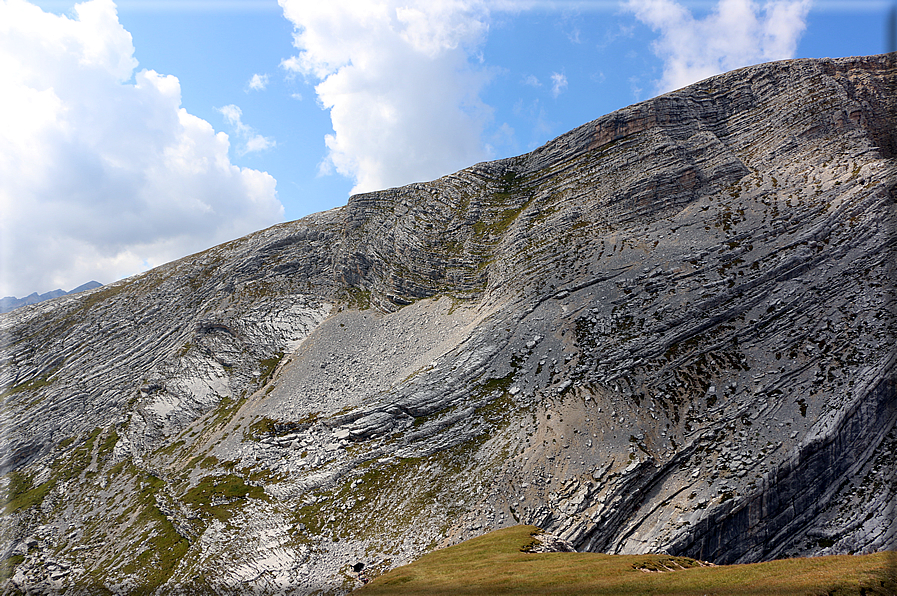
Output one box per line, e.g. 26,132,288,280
1,54,894,595
0,281,102,314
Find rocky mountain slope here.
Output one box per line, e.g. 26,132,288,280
1,54,895,595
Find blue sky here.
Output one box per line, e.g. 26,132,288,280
1,0,894,297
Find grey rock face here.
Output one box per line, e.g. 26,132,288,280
525,532,576,553
1,54,894,594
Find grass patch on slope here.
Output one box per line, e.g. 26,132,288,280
181,474,268,521
109,470,190,593
356,525,896,596
3,427,105,514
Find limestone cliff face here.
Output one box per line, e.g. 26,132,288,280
1,54,894,594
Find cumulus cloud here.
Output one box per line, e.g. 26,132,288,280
0,0,283,297
522,74,541,87
550,72,568,97
217,104,276,155
626,0,812,93
278,0,493,195
247,72,269,91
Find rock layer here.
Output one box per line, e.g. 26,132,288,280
1,54,895,594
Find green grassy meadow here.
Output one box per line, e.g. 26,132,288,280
355,526,896,596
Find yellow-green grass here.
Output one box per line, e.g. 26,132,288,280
356,525,896,596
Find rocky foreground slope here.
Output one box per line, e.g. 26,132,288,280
1,54,895,595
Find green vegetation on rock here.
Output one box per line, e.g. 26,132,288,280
181,473,268,521
3,427,105,513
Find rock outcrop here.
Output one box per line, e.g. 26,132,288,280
1,54,894,594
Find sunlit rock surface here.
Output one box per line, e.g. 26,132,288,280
1,54,894,595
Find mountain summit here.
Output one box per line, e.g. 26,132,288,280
1,54,894,594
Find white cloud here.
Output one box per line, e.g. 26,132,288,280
219,103,244,127
278,0,493,195
626,0,813,93
247,72,269,90
522,74,541,87
243,133,276,154
550,72,568,97
629,75,644,101
0,0,283,297
485,121,516,155
217,103,276,156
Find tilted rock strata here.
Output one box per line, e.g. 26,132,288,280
0,54,894,594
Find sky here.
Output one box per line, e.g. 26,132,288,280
0,0,894,298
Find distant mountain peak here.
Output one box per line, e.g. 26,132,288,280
0,280,102,314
